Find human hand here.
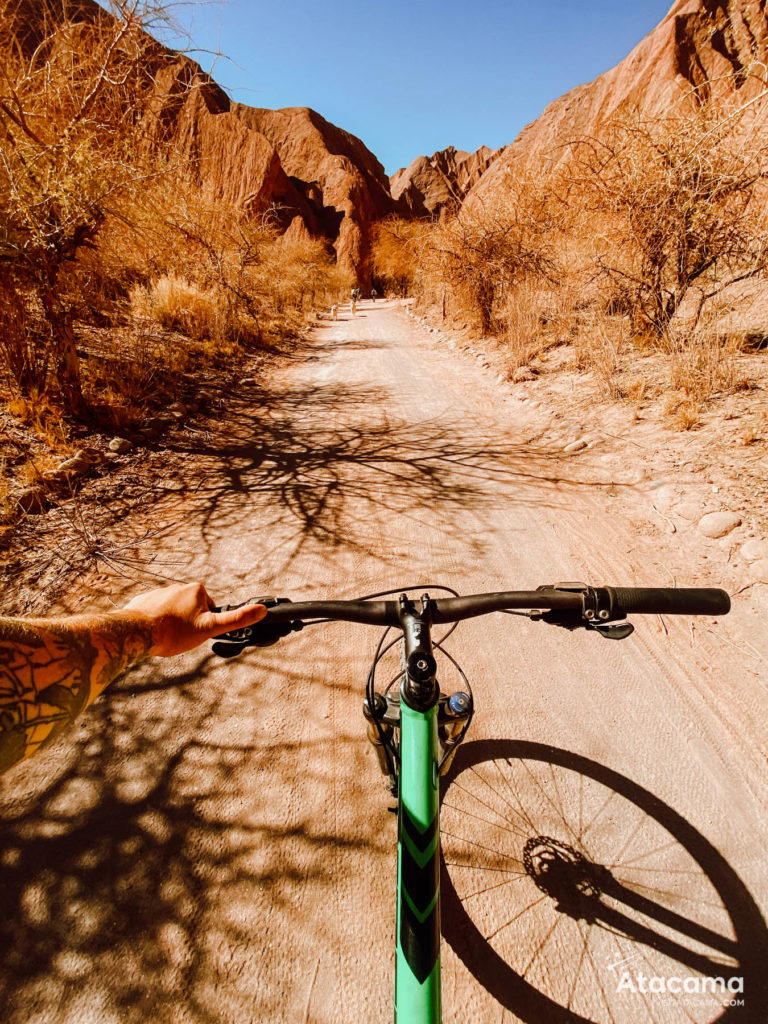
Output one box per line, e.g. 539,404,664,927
122,582,267,657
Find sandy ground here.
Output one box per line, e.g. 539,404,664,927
0,300,766,1024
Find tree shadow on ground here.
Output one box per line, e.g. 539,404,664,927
0,648,390,1024
141,377,624,573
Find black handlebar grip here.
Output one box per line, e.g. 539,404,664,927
606,587,730,617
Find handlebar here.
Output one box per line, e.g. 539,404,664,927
211,584,730,656
605,587,729,617
248,590,589,627
230,587,730,625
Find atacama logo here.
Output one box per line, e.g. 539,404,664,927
607,955,744,997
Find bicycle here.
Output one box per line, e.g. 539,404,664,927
211,582,732,1023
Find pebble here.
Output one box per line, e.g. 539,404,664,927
109,437,133,454
563,439,588,454
740,538,768,562
747,559,768,583
698,511,742,539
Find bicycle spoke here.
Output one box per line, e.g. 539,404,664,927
441,750,742,1024
485,893,549,941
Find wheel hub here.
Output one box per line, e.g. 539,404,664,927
523,836,607,917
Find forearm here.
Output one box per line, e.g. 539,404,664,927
0,582,268,776
0,611,153,774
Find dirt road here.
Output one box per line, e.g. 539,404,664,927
1,301,766,1023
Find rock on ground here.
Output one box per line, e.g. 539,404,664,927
109,437,133,454
698,511,742,539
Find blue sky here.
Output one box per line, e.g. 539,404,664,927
158,0,673,176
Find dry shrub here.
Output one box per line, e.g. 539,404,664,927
0,283,49,393
418,183,558,335
5,390,72,452
130,276,228,341
94,326,192,412
662,391,702,431
500,278,569,369
371,217,423,296
665,328,750,399
254,231,345,338
119,187,341,345
565,94,768,338
573,317,628,398
0,0,180,414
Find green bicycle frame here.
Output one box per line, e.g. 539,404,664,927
395,700,441,1023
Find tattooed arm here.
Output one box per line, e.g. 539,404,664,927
0,583,266,774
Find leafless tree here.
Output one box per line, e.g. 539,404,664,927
566,95,768,337
0,0,182,414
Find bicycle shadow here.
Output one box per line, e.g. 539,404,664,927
439,739,768,1024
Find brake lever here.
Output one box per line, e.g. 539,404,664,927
211,597,302,657
532,583,634,640
530,609,634,640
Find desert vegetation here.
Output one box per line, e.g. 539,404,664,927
0,0,346,509
373,78,768,419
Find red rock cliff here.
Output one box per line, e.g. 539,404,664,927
467,0,768,204
391,145,501,217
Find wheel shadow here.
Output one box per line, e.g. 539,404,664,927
439,739,768,1024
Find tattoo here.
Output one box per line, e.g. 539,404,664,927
0,614,153,774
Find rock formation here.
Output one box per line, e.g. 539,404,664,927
390,145,501,217
143,57,396,282
15,0,767,283
16,0,397,283
467,0,768,205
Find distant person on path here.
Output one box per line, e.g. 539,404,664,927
331,304,338,320
0,583,267,775
371,288,377,302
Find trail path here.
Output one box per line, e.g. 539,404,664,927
1,301,766,1024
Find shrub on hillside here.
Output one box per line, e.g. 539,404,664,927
565,98,768,338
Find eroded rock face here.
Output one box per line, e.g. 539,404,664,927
143,58,396,281
391,145,501,217
467,0,768,205
21,0,397,284
231,105,395,280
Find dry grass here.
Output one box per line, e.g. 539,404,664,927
665,329,752,400
130,276,228,342
500,279,568,369
737,412,768,445
662,391,703,430
5,391,73,453
572,316,628,398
